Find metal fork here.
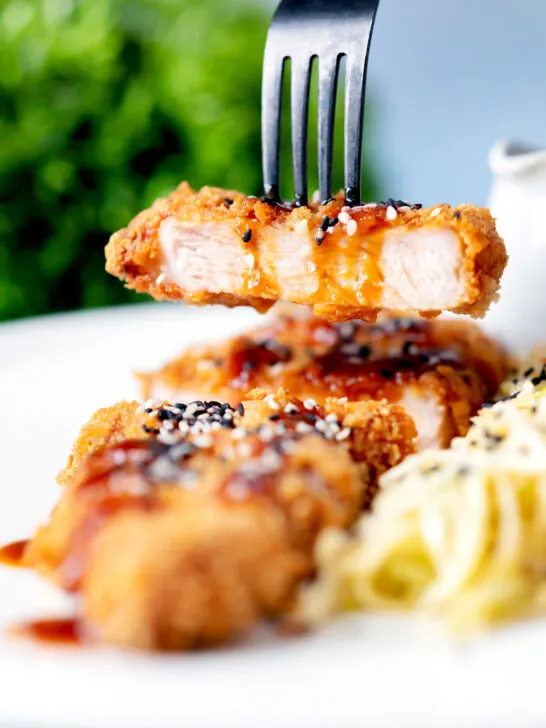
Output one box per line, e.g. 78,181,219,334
262,0,380,207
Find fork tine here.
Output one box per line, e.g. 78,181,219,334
317,55,340,204
262,50,285,202
343,55,368,207
290,56,313,207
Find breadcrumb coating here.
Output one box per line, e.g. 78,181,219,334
138,312,508,448
105,184,507,321
25,390,415,649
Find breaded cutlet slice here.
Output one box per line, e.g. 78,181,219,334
138,312,508,450
24,391,415,650
105,184,507,321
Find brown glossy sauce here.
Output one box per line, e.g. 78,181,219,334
222,317,467,402
226,338,291,388
60,440,167,591
13,617,82,646
0,539,29,568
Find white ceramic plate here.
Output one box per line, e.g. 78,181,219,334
0,304,545,728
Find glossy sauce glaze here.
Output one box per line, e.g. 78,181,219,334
59,440,175,591
221,317,469,402
230,197,409,305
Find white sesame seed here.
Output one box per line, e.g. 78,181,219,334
346,219,358,236
341,205,350,212
193,435,213,448
338,211,351,225
264,394,280,410
311,189,321,204
156,273,166,286
269,362,285,375
325,413,338,423
315,230,325,243
232,428,247,440
157,432,179,445
162,420,175,431
243,253,255,267
260,450,282,471
237,443,252,458
315,419,328,434
336,427,352,441
185,402,200,417
211,421,221,431
260,426,275,442
386,206,398,221
337,397,348,404
430,207,442,217
296,422,313,434
178,421,189,435
303,398,317,410
284,403,299,414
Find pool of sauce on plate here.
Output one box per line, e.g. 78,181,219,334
0,539,29,567
12,617,82,646
0,540,83,646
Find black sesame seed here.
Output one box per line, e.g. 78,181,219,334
523,367,535,378
269,413,281,421
386,198,398,210
157,408,177,421
411,203,423,210
174,403,187,411
224,197,234,207
453,211,461,219
328,217,339,227
207,401,223,408
242,229,252,243
358,344,372,359
221,419,235,429
402,341,414,356
142,424,160,435
320,216,330,231
381,369,395,379
237,403,245,416
144,408,153,414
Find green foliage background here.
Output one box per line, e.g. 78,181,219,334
0,0,377,321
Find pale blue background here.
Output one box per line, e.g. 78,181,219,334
265,0,546,206
365,0,546,205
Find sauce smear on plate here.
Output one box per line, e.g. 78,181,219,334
0,539,29,567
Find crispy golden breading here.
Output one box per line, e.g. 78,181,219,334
25,391,415,650
105,184,507,321
138,312,508,449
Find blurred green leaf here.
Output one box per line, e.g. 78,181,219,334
0,0,378,321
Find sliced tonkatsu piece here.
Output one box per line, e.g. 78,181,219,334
105,184,507,321
24,391,415,650
138,312,508,450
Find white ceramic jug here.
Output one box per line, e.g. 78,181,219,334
485,139,546,353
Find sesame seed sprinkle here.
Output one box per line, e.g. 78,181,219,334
346,219,357,236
